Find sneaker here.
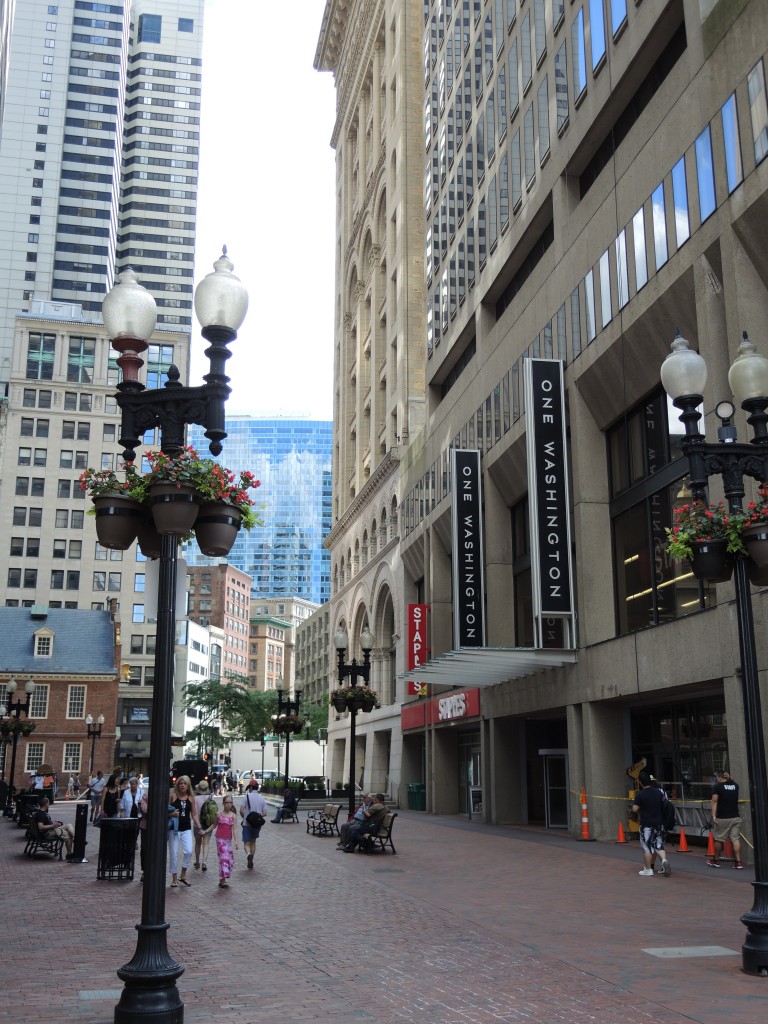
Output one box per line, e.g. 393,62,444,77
734,860,744,870
638,868,654,875
662,860,671,877
707,858,721,868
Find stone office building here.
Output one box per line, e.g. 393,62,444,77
394,0,768,838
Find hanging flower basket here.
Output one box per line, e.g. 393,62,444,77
93,493,144,550
272,714,303,735
746,557,768,587
742,524,768,568
149,482,200,535
689,539,734,583
194,501,242,556
136,514,163,559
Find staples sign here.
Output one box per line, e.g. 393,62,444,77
437,693,467,721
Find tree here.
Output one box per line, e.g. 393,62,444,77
182,675,278,753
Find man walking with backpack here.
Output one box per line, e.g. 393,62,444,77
632,771,671,876
708,769,744,869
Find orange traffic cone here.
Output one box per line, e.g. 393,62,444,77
577,786,595,842
616,822,628,843
677,827,689,852
724,838,735,860
707,830,715,856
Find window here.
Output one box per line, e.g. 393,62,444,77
66,570,80,590
24,569,38,588
57,480,71,498
610,0,627,35
521,11,532,92
523,103,535,186
609,392,711,634
533,0,546,65
63,743,82,772
537,76,549,160
599,250,611,328
721,94,743,194
29,684,48,716
67,684,86,718
13,507,26,526
26,332,55,380
25,743,45,773
508,38,519,116
178,18,193,31
499,152,509,230
8,569,21,588
555,43,568,133
584,269,596,342
571,8,587,98
145,344,173,389
67,336,95,383
108,572,121,592
511,127,522,208
671,157,689,247
53,539,66,559
695,126,716,223
51,570,64,590
93,571,106,591
35,633,51,657
10,538,24,557
651,183,668,270
138,13,162,43
748,59,768,164
130,635,144,655
589,0,606,70
18,447,31,466
616,230,629,310
132,604,145,623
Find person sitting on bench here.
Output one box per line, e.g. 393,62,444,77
271,788,298,823
33,797,75,859
341,793,387,852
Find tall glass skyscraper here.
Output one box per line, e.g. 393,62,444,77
186,417,333,605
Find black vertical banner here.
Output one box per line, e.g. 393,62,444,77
526,360,573,621
451,449,486,647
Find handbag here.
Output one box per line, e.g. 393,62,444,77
246,811,265,828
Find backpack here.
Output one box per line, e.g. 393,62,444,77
200,799,219,830
661,793,676,833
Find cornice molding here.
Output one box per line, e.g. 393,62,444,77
324,447,400,549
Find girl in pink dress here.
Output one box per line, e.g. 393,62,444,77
215,795,238,887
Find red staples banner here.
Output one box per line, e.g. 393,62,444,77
406,603,428,696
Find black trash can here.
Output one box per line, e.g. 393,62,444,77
407,783,426,811
15,792,40,826
96,818,139,880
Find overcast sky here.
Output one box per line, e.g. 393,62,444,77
191,0,337,421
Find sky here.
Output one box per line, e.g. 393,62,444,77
191,1,337,421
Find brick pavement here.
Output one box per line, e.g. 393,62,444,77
1,800,766,1024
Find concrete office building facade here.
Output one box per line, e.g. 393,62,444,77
319,0,768,836
394,0,768,836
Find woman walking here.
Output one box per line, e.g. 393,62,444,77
215,795,238,887
168,775,200,888
99,773,121,819
193,779,216,871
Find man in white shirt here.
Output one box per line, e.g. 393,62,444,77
239,778,267,870
88,770,107,822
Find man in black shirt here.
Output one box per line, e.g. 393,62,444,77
709,770,743,869
33,797,75,859
632,772,671,876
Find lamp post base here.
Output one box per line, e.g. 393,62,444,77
742,881,768,976
115,922,184,1024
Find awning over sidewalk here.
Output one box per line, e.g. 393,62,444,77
398,647,577,688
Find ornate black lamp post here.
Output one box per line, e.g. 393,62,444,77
86,713,105,777
274,678,302,784
661,330,768,976
259,732,266,780
1,679,37,816
332,627,375,817
101,250,248,1024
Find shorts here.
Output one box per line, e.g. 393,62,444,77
241,823,262,842
713,817,741,844
639,825,665,855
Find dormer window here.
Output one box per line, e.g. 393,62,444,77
34,626,54,657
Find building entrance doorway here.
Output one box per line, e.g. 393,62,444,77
539,748,569,829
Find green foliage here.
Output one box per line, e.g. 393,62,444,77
665,499,745,561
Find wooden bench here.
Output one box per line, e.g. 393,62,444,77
24,819,64,860
357,811,398,855
306,802,341,837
